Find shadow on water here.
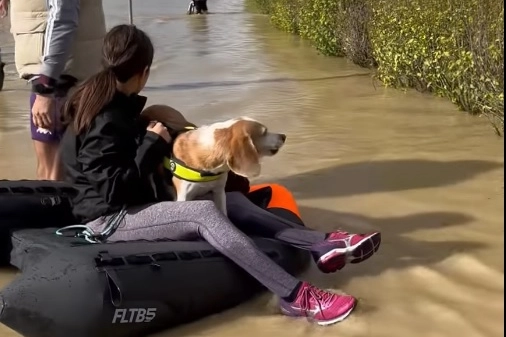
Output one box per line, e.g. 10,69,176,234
158,159,498,335
290,206,480,317
158,206,480,336
275,159,503,199
298,207,480,280
144,73,371,91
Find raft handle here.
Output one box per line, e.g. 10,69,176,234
105,269,123,308
95,251,125,267
124,255,154,265
177,251,202,261
152,252,178,262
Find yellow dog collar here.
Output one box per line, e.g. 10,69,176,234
163,157,224,183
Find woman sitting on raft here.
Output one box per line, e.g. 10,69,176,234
60,24,381,326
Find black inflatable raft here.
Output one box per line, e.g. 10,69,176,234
0,180,310,337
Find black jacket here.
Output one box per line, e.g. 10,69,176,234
60,92,167,223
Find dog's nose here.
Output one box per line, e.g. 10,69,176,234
280,134,287,143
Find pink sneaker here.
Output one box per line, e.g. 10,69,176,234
279,282,356,326
312,231,381,273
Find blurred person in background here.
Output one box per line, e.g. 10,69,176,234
0,0,7,91
194,0,208,14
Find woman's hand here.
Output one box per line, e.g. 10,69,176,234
32,95,55,129
147,122,171,143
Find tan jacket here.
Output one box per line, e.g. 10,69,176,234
9,0,106,81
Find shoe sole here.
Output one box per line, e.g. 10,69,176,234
317,232,382,273
316,302,355,326
280,301,356,326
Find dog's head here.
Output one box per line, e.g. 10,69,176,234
214,117,286,178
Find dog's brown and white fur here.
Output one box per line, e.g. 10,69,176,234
171,117,286,214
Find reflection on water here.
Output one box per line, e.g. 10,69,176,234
0,1,504,337
188,15,211,56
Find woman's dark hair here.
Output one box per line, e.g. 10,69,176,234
63,24,154,133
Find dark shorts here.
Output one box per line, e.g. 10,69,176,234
29,93,67,143
194,0,208,13
29,75,77,143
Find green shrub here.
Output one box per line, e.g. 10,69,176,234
270,0,301,34
298,0,343,56
370,0,504,134
250,0,504,135
244,0,271,13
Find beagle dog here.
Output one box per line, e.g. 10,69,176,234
169,117,286,214
140,106,286,215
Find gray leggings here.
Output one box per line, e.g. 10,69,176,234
87,198,301,298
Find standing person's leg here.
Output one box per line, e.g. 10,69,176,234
29,91,67,180
194,0,203,14
201,0,208,13
226,191,382,273
0,50,5,91
87,200,356,325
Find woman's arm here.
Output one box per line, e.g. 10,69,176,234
77,115,166,207
39,0,80,81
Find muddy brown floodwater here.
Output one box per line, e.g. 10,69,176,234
0,1,504,337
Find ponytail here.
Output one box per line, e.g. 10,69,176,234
63,68,116,134
63,24,155,134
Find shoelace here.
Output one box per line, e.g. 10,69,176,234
299,286,335,321
313,230,351,248
328,231,350,239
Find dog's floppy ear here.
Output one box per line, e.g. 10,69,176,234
226,120,261,178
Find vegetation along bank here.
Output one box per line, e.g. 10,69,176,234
248,0,504,135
